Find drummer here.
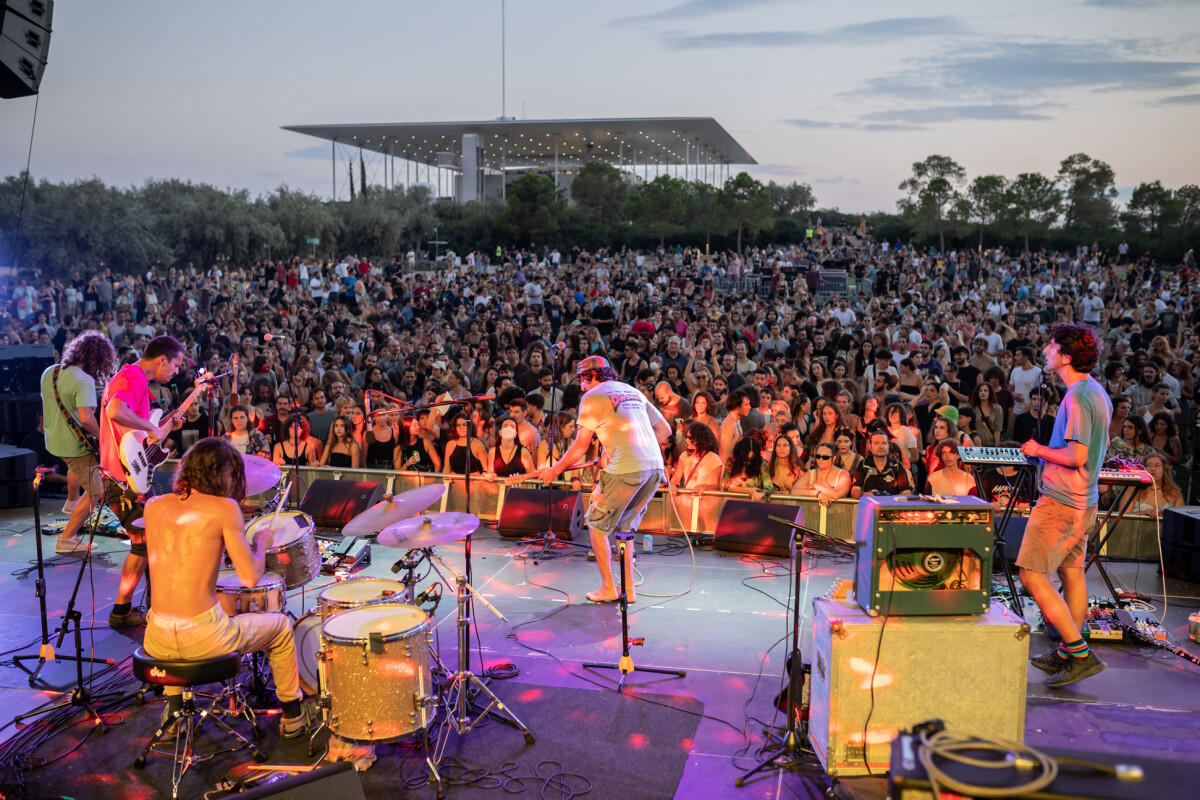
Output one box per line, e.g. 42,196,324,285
142,438,310,737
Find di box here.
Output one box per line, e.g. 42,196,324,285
854,495,995,616
808,596,1029,777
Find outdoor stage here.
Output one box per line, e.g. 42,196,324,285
0,497,1198,799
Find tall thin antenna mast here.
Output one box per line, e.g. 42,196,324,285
501,0,507,119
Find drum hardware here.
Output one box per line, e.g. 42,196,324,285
425,551,533,744
377,512,481,550
390,549,430,604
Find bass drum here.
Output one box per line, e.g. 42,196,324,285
292,611,324,695
321,603,433,742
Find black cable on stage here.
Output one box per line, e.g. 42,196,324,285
862,521,898,777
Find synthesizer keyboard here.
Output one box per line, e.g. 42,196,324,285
960,448,1152,486
1098,468,1152,487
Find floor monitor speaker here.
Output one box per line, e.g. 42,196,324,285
713,499,804,558
300,479,384,530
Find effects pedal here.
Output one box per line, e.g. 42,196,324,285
320,536,371,574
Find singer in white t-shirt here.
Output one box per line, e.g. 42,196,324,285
539,356,671,603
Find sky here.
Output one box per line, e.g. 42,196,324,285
2,0,1199,213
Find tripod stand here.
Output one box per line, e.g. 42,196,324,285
15,471,125,729
583,532,686,691
736,517,825,787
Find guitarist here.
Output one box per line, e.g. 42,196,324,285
39,331,117,556
100,335,185,627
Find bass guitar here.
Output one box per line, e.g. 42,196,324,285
120,374,218,493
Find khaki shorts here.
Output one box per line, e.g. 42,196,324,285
586,469,664,536
1016,494,1096,574
63,454,102,497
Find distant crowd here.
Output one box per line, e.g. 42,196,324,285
5,226,1199,510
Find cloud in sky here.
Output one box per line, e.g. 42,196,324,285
783,103,1056,132
665,16,965,49
613,0,789,27
1086,0,1191,7
1160,93,1200,104
851,41,1200,101
285,146,330,160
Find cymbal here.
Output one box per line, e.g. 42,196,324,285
131,517,145,529
243,455,282,496
377,512,479,550
341,484,447,538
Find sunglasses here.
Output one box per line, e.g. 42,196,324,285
814,454,832,461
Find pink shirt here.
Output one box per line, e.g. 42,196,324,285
101,364,150,479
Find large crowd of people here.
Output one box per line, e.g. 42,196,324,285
7,226,1199,514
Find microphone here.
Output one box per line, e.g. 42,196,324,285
413,586,437,605
550,342,567,353
263,333,287,342
364,389,372,421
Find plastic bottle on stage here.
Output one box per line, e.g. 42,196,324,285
643,534,653,553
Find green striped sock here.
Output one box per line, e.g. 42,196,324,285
1061,638,1090,659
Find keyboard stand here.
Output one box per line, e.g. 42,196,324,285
971,464,1032,617
1083,485,1141,609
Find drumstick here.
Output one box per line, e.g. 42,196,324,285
268,480,291,532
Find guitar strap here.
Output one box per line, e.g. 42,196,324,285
52,366,99,458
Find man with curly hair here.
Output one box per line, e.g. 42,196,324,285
1019,323,1112,688
40,331,117,555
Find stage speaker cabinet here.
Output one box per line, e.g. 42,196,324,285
713,499,804,558
0,443,34,507
854,495,994,616
0,0,52,99
1163,506,1200,548
808,596,1029,777
301,479,384,530
497,487,585,540
233,761,365,799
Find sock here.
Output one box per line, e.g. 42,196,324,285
281,699,302,717
1060,638,1090,660
112,602,131,616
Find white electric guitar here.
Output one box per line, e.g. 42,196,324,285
120,375,218,493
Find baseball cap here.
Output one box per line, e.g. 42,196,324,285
576,355,612,376
432,360,447,370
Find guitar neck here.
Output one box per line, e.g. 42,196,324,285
163,378,215,425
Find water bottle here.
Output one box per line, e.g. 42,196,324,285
643,534,654,553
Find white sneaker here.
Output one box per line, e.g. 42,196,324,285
55,537,91,556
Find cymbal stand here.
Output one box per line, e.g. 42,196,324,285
583,532,687,691
14,468,114,686
426,551,534,744
389,548,428,604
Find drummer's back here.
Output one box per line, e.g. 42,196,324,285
145,491,244,620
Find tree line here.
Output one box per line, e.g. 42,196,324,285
1,150,1196,277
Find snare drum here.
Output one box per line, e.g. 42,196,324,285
321,604,433,742
318,577,408,620
244,510,320,589
214,569,286,616
293,611,323,695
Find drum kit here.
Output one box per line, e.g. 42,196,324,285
210,463,532,787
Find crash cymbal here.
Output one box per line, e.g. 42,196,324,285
376,512,479,550
341,484,447,538
242,454,282,496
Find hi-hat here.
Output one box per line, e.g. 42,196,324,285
243,455,282,497
341,484,447,538
377,512,479,550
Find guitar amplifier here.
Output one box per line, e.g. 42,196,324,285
854,495,994,616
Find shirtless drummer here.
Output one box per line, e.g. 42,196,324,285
141,437,310,736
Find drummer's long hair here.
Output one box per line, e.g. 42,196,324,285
175,437,247,502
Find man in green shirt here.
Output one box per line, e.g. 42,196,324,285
40,331,117,555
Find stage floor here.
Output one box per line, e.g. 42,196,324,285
1,498,1199,798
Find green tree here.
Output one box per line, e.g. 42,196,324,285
966,174,1009,249
1122,180,1183,235
624,174,689,248
688,181,729,253
1004,172,1061,252
497,174,566,248
570,160,629,223
1056,153,1117,231
264,186,338,259
897,155,966,252
1178,184,1200,228
719,172,775,253
766,180,816,217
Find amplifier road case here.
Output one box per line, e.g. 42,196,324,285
808,596,1029,777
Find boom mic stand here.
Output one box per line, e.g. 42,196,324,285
13,468,114,687
15,469,128,729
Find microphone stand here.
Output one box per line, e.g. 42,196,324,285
13,469,114,687
526,345,585,561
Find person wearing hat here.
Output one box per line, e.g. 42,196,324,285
538,356,671,604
